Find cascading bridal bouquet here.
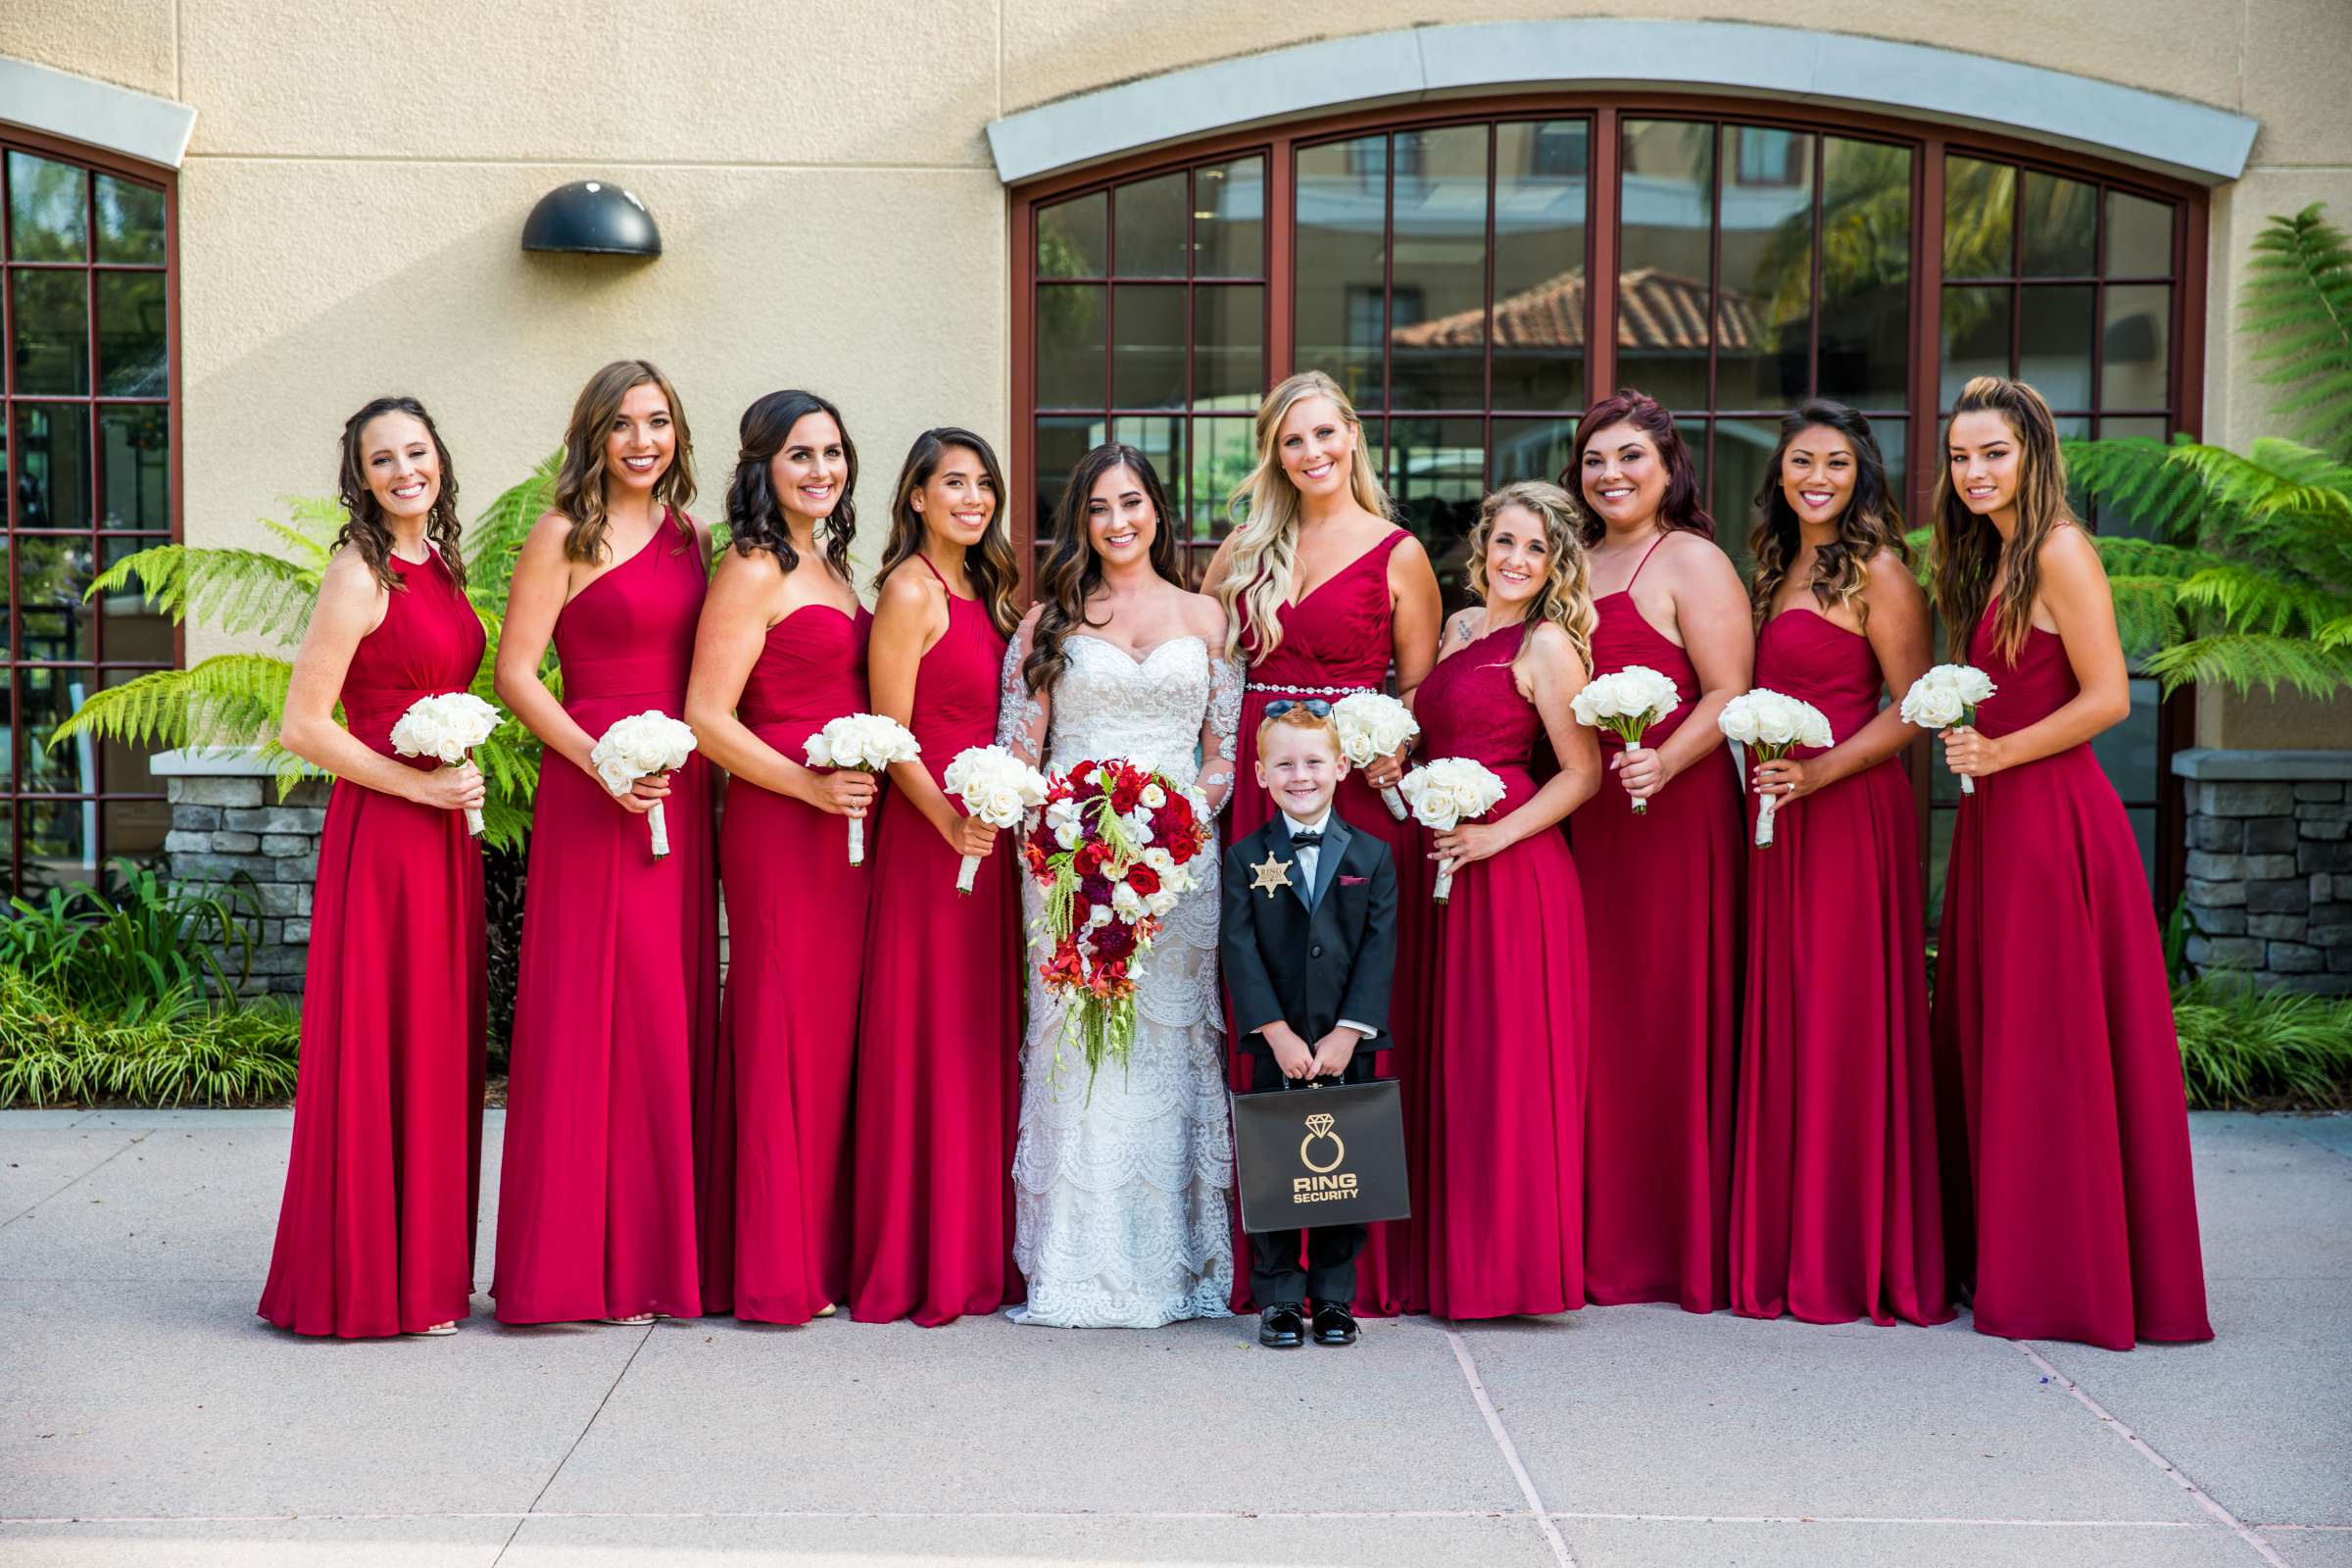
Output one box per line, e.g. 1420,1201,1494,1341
388,691,503,836
1021,758,1213,1093
943,745,1049,893
1898,664,1998,795
1397,757,1507,903
805,712,921,865
1331,692,1421,820
590,711,698,859
1718,689,1834,848
1569,663,1681,815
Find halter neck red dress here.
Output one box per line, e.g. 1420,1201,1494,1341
1575,534,1742,1313
1415,619,1590,1319
1730,609,1951,1327
849,559,1023,1326
1933,601,2211,1349
492,509,716,1323
1227,527,1428,1317
259,547,487,1338
702,602,873,1323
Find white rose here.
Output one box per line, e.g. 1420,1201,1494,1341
1141,784,1167,808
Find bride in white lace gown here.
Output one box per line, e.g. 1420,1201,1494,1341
997,445,1242,1328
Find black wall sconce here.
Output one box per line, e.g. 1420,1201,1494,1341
521,180,662,258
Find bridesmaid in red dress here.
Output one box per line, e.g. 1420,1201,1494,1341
1563,391,1750,1314
1931,376,2211,1349
261,397,488,1339
1202,370,1444,1318
685,390,875,1324
1413,482,1602,1320
849,427,1027,1326
493,360,716,1325
1731,401,1951,1328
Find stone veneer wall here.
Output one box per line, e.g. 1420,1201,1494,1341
149,749,326,998
2176,749,2352,995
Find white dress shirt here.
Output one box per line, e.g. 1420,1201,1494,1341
1281,809,1378,1044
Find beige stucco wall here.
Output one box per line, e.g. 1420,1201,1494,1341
11,0,2352,745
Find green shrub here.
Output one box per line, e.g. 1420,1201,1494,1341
2173,977,2352,1109
0,858,258,1012
0,969,300,1108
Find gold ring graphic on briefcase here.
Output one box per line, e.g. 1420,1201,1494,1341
1300,1112,1345,1173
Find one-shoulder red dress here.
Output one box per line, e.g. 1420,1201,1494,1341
1933,603,2211,1349
259,548,488,1338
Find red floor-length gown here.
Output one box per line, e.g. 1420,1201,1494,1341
848,559,1023,1326
1416,620,1589,1320
1730,610,1951,1327
1934,604,2212,1349
1227,528,1429,1317
493,509,716,1323
1576,537,1742,1312
259,549,488,1338
702,605,872,1323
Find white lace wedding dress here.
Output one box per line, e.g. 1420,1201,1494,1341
997,628,1243,1328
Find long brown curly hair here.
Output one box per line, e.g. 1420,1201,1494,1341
726,388,857,580
334,396,465,592
872,427,1022,637
553,359,697,564
1024,443,1186,695
1560,389,1713,547
1467,481,1597,675
1746,399,1907,630
1932,376,2076,663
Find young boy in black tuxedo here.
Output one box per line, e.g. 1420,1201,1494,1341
1220,700,1398,1349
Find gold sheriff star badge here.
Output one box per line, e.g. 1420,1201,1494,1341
1250,851,1294,899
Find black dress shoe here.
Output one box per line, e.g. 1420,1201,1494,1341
1258,1304,1306,1348
1311,1302,1358,1346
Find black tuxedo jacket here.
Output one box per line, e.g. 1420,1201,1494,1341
1220,810,1398,1057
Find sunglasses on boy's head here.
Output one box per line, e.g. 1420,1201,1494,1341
1262,699,1333,719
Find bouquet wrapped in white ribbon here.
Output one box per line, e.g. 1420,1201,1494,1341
389,692,503,837
1569,663,1681,815
1331,692,1421,820
943,744,1049,893
1718,689,1834,848
805,711,921,865
590,711,698,859
1898,663,1999,795
1397,756,1507,903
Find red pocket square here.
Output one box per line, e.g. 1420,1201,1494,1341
1339,874,1369,886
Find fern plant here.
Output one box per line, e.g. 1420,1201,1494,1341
50,454,564,850
2061,203,2352,697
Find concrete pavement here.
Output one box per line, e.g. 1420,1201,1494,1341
0,1108,2345,1567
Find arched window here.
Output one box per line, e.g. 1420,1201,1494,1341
2,130,177,897
1011,97,2202,906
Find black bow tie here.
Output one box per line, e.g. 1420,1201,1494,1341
1289,831,1325,848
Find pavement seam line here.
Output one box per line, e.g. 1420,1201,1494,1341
0,1510,2254,1527
1442,1325,1579,1568
2016,1344,2289,1567
491,1320,657,1565
0,1129,154,1232
2280,1120,2352,1167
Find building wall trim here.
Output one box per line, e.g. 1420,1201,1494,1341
0,55,196,171
984,21,2257,187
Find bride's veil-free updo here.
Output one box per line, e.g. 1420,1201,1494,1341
1023,443,1184,697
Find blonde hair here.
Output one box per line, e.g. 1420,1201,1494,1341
1931,376,2077,663
554,359,697,564
1467,481,1597,675
1254,702,1344,754
1217,370,1394,660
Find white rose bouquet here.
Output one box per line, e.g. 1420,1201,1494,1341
1397,756,1507,903
1898,664,1998,796
589,710,698,859
805,712,922,865
1718,689,1834,848
1331,692,1421,820
943,745,1050,893
1569,663,1682,815
388,691,503,837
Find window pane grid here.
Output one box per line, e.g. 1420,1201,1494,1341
4,139,174,895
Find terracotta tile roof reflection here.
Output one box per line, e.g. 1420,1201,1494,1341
1390,268,1759,352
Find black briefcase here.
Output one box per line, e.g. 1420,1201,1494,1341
1231,1078,1411,1233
